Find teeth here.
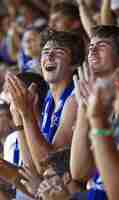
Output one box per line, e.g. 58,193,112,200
45,66,56,71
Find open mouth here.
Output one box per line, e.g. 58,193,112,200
45,66,57,72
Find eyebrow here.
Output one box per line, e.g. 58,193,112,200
42,47,68,51
42,47,71,55
89,40,113,48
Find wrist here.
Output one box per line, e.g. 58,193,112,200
78,1,85,7
91,128,113,137
89,114,110,129
15,125,24,131
90,117,105,129
20,107,33,119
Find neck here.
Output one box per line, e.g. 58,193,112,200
49,79,72,105
95,69,117,81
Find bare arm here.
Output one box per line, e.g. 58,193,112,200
20,110,53,174
87,86,119,200
76,0,97,38
70,104,95,181
22,95,78,167
100,0,114,25
7,72,77,175
9,103,41,176
91,131,119,200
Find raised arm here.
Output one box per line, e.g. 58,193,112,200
6,72,77,175
70,70,96,182
6,72,52,175
100,0,114,25
76,0,97,38
87,86,119,200
70,104,95,181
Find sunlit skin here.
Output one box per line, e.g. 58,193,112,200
41,41,73,86
88,37,119,78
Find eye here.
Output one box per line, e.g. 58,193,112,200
42,50,49,56
56,49,65,55
98,44,108,49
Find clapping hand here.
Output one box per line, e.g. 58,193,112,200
0,159,34,198
73,62,95,106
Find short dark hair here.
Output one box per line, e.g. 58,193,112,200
40,30,85,66
91,25,119,54
50,2,80,20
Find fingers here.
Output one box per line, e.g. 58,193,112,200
18,168,30,181
78,63,89,82
6,72,26,98
83,62,89,82
19,166,35,181
7,80,18,106
78,67,83,81
28,83,38,96
73,74,81,104
88,64,95,84
16,180,35,199
73,68,88,105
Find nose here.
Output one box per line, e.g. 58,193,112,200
88,45,98,58
90,44,98,53
47,50,55,61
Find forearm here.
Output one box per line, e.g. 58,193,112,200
100,0,114,25
91,134,119,200
90,119,119,200
18,130,39,175
70,106,95,181
77,1,97,38
21,111,53,174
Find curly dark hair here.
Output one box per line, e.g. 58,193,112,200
40,29,85,66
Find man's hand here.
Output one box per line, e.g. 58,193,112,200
73,62,94,106
6,72,34,117
0,159,35,197
18,165,42,196
36,167,70,200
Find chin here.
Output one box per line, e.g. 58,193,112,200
47,79,57,84
44,75,58,84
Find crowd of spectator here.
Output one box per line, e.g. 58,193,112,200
0,0,119,200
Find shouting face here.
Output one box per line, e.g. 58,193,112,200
41,40,73,84
88,36,118,78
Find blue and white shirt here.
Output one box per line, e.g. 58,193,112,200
41,82,74,144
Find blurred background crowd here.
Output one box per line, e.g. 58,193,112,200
0,0,119,200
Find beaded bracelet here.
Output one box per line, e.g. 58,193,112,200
91,128,113,137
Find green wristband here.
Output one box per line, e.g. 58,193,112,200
92,128,113,136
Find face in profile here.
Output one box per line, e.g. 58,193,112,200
88,37,118,78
